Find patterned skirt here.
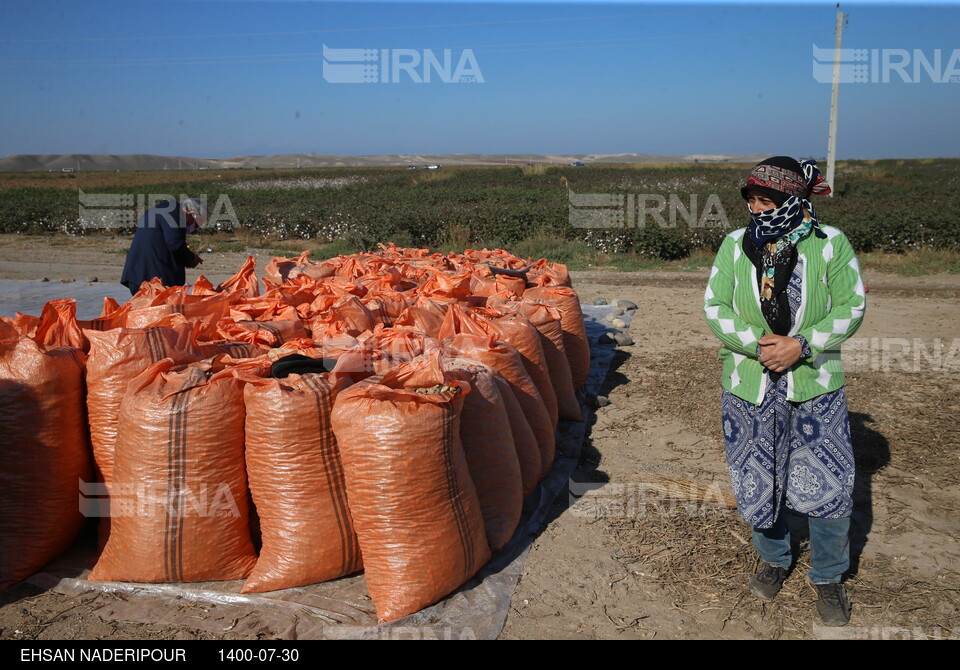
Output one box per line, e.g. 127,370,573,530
721,375,855,529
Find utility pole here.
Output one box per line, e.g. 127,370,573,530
826,4,846,196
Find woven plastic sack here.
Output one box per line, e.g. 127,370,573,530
83,299,132,332
524,285,590,390
125,293,233,342
240,371,362,593
438,304,558,429
228,300,300,324
216,256,260,298
216,319,308,349
198,340,262,360
445,360,522,552
393,305,445,339
264,251,337,285
442,333,555,483
331,355,490,622
369,326,441,372
13,298,121,352
360,287,410,327
88,358,258,584
482,310,558,429
31,299,89,352
489,371,541,497
306,296,375,339
85,324,203,488
526,260,572,288
0,328,91,589
127,278,182,309
492,296,581,422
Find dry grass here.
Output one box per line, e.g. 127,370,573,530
859,249,960,276
442,224,472,252
520,164,549,176
411,168,456,185
610,510,813,639
607,347,960,638
640,348,960,483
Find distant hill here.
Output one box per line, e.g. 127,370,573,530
0,152,771,172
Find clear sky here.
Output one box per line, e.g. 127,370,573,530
1,0,958,159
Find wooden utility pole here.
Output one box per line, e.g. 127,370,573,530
826,5,846,196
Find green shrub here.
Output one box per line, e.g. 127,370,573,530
630,225,692,260
2,160,958,260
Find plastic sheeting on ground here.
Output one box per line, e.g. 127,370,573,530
23,303,633,640
0,280,132,321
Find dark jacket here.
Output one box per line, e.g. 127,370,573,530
120,201,195,294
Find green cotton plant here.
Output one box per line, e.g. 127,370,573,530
1,160,959,260
629,224,692,260
0,188,77,233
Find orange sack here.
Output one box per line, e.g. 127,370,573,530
216,319,308,350
443,333,555,482
241,371,362,593
82,299,132,333
216,255,261,298
445,360,523,553
85,324,203,488
330,355,490,622
12,298,117,353
125,292,234,342
489,371,541,498
393,305,444,339
438,304,558,429
0,326,91,589
31,299,89,352
88,358,258,584
483,310,559,429
524,285,591,390
493,296,582,422
198,340,262,360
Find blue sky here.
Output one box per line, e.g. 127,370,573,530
1,0,958,159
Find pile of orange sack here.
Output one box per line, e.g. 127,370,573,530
0,244,589,622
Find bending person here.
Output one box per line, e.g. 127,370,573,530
121,197,206,295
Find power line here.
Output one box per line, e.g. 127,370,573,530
2,24,957,67
0,7,758,44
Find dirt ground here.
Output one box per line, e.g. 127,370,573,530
1,235,958,640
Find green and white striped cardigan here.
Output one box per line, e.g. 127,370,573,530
703,225,866,405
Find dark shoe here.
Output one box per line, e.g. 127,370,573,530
816,583,852,627
749,564,788,600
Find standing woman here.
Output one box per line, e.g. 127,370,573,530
703,157,866,627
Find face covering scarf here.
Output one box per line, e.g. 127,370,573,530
746,160,830,333
747,160,830,249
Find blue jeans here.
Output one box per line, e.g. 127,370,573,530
752,513,850,584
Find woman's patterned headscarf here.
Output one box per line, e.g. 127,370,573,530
741,157,832,334
743,157,832,248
